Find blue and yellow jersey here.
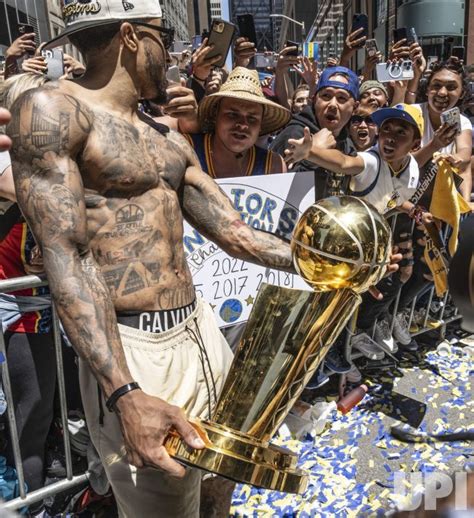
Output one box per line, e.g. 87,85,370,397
183,133,275,177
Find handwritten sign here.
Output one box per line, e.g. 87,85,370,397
183,172,315,327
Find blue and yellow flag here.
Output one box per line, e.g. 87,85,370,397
303,42,319,61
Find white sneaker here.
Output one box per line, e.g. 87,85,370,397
346,365,362,384
374,319,398,353
392,312,412,346
351,332,385,360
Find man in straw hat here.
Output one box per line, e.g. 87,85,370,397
5,1,300,516
185,66,290,178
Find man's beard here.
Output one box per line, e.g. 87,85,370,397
145,47,168,105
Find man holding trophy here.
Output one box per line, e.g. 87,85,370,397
6,1,399,516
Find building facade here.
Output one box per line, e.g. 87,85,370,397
276,0,318,50
229,0,284,51
0,0,50,55
45,0,81,61
210,0,222,20
306,0,345,66
339,0,469,70
187,0,212,37
161,0,190,41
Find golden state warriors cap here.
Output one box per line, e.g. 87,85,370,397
371,103,424,139
44,0,163,49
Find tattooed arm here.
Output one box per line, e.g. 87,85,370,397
8,89,204,475
173,133,295,273
7,88,132,396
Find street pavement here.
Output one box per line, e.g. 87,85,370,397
231,329,473,517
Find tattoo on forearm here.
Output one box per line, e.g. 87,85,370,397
182,174,295,273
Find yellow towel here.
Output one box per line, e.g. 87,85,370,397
424,160,471,296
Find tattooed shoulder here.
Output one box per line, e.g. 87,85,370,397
166,129,201,169
7,86,93,161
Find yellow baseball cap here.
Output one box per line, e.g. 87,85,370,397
371,103,424,139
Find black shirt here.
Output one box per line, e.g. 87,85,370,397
271,105,357,200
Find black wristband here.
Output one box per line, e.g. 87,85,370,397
106,382,141,412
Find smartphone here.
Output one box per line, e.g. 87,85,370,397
42,48,64,80
17,23,34,35
303,42,319,61
365,39,378,57
376,60,414,83
469,82,474,96
166,65,181,85
351,13,368,47
407,27,418,45
206,20,236,68
393,27,408,43
451,46,465,60
285,40,299,56
192,35,202,51
17,23,35,55
441,107,461,135
237,14,257,46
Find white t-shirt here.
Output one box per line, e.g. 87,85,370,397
0,151,13,215
350,146,419,214
415,102,472,154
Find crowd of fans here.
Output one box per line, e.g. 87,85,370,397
0,14,473,516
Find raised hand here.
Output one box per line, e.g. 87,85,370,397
409,42,426,77
163,80,199,119
344,27,367,52
21,56,47,75
6,33,36,59
389,39,410,61
191,38,222,82
432,124,458,150
295,56,319,96
284,126,312,169
234,37,257,68
63,54,86,77
275,45,300,73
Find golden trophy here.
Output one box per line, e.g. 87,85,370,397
165,196,392,493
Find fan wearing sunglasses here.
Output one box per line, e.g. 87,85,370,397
349,106,378,151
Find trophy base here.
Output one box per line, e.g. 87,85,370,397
164,419,308,494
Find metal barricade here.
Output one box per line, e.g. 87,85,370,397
0,275,89,512
344,212,462,364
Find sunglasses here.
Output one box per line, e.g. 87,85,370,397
350,115,376,126
132,21,175,50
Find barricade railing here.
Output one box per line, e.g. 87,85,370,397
344,212,462,364
0,275,89,512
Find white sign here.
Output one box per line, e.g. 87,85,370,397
183,172,315,328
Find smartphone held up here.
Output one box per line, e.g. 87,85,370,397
206,19,236,68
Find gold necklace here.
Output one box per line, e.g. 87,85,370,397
388,157,409,177
207,134,255,178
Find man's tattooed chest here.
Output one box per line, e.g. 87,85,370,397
81,112,187,194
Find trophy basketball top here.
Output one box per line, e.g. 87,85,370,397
291,196,392,293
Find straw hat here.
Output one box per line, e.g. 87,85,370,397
198,67,291,136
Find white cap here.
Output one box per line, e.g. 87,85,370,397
44,0,162,49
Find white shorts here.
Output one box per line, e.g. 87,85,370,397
79,298,233,518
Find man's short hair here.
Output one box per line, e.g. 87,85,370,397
69,23,121,56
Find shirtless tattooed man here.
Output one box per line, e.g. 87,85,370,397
6,2,296,516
